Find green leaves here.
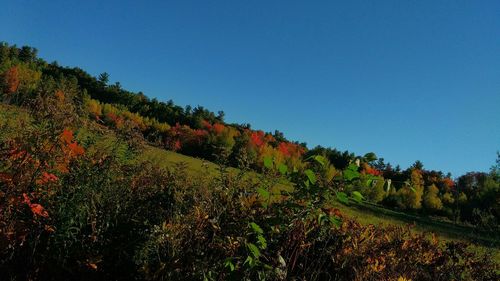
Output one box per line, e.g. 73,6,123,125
306,155,327,166
352,191,364,203
336,191,349,205
263,156,273,169
257,235,267,249
247,242,261,258
249,222,267,249
313,155,327,166
263,156,288,176
304,169,317,185
257,187,270,201
244,222,268,269
249,222,263,234
224,258,235,271
329,215,342,227
278,163,288,175
343,164,360,181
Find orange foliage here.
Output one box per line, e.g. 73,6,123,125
60,129,74,144
36,172,59,185
202,120,212,130
365,166,382,176
58,129,85,171
278,142,305,158
106,112,124,128
68,142,85,157
212,123,225,134
2,66,20,94
173,140,182,151
54,90,65,102
442,178,454,190
250,131,265,147
22,193,49,218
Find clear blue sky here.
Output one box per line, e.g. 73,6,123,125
2,0,499,176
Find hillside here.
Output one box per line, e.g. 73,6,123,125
1,44,499,280
4,102,497,262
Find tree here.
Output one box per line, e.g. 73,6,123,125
423,184,443,211
98,72,109,86
18,46,37,63
411,160,424,170
1,66,19,95
373,158,386,171
397,169,424,210
442,192,454,205
216,110,225,122
363,152,377,163
368,179,387,203
0,42,9,64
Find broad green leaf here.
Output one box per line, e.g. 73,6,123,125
262,263,273,270
366,179,373,187
257,234,267,249
244,255,254,267
336,191,349,205
352,191,364,203
347,163,359,171
263,156,273,169
304,169,317,185
343,169,359,181
329,215,342,227
257,187,270,200
278,163,288,175
314,155,327,166
249,222,263,234
224,258,235,271
247,242,261,258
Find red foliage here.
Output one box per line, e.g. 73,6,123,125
60,129,85,157
278,142,305,158
278,142,290,156
36,172,59,185
167,123,209,152
68,142,85,157
250,131,265,147
442,178,455,190
194,129,208,138
365,166,382,176
212,123,225,135
105,112,124,128
173,140,182,151
202,120,212,130
22,193,49,218
60,129,74,144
